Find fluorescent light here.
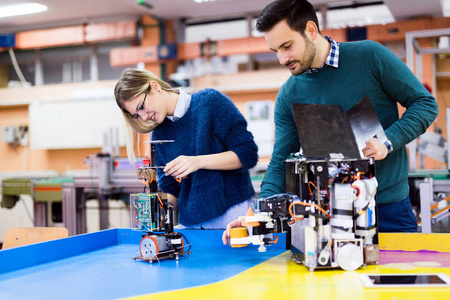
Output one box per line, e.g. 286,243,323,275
193,0,217,3
0,3,48,18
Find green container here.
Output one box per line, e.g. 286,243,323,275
2,179,32,196
33,178,73,202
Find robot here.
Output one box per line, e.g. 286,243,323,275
130,140,191,263
229,99,383,271
230,155,379,271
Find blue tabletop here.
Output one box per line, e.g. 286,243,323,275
0,228,287,300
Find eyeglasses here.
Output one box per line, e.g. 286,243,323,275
131,88,150,122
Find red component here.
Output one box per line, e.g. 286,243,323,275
423,82,432,94
139,236,159,259
143,159,151,167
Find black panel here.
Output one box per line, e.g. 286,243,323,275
291,103,360,159
291,96,386,160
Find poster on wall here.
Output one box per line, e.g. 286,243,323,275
245,100,274,157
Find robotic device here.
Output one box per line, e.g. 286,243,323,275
230,99,385,271
230,155,379,271
131,140,191,263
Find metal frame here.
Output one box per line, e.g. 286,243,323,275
405,28,450,171
405,29,450,233
61,170,142,236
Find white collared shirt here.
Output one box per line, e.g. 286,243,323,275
166,89,191,122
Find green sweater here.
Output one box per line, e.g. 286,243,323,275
260,40,438,205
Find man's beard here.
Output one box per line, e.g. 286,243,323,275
286,38,316,76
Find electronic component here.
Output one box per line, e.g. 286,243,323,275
131,140,191,263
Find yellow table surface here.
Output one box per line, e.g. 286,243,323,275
128,233,450,300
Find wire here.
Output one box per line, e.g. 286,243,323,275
289,201,331,220
180,232,192,253
329,166,348,186
155,194,167,221
8,48,27,86
156,193,164,208
341,176,349,183
351,184,361,198
288,202,303,221
157,172,165,182
308,181,317,195
158,172,184,183
354,201,371,219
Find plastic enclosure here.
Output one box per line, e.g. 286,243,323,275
130,193,161,232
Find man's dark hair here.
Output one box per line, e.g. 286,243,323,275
256,0,320,36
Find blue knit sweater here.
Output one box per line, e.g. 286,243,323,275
260,40,438,205
152,89,258,226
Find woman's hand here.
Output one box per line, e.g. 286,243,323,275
163,155,201,179
163,151,243,179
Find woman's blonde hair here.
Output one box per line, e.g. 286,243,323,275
114,68,178,164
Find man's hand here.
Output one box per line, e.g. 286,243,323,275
222,218,243,245
362,137,388,161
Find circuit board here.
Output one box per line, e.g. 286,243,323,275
130,193,163,232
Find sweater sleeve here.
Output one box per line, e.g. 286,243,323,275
370,41,438,151
209,90,259,171
259,84,300,198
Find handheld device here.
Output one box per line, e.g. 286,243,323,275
360,273,450,288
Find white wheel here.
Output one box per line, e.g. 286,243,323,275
337,243,363,271
140,236,159,260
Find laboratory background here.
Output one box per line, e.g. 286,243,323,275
0,0,450,299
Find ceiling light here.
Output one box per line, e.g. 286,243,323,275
0,3,48,18
193,0,217,3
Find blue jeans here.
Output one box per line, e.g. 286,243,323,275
181,197,255,230
377,196,418,233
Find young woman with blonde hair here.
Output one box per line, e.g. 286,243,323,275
115,68,258,229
